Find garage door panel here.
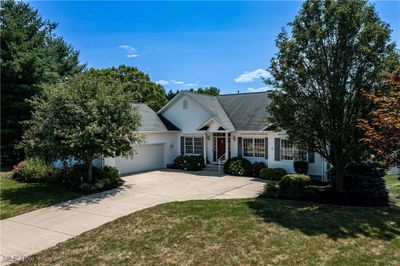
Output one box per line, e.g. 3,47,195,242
115,144,165,174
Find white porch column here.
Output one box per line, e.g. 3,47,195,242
225,132,228,160
203,133,207,165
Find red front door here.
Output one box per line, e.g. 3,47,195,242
217,138,226,160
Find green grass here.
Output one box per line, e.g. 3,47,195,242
385,174,400,204
0,171,82,220
16,175,400,265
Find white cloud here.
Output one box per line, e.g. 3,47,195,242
246,86,270,92
234,69,271,83
170,80,184,85
155,79,200,87
156,80,170,86
185,82,198,87
118,44,139,58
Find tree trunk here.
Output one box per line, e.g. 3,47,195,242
332,144,345,193
335,160,345,193
87,160,93,183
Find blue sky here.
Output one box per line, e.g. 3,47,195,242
30,1,400,94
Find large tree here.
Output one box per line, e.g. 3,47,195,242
20,73,142,182
358,67,400,166
1,0,84,162
267,0,399,192
88,65,167,111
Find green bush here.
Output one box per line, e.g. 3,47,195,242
259,168,287,181
261,183,280,198
224,157,253,176
293,161,308,174
279,174,310,198
331,162,389,205
173,155,205,171
13,157,55,183
100,166,120,182
185,155,205,171
252,161,266,177
173,155,185,169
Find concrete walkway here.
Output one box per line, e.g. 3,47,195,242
0,169,265,264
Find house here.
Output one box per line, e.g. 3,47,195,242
104,91,329,181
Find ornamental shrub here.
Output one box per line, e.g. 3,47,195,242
331,161,389,205
279,174,311,198
173,155,205,171
13,157,55,183
259,168,287,181
293,161,308,174
252,161,266,177
224,157,253,176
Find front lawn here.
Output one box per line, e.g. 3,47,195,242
0,171,82,220
18,198,400,265
385,174,400,204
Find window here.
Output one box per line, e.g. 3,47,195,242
182,99,188,109
281,140,308,161
254,139,265,157
281,140,294,160
243,138,254,157
294,145,308,161
185,137,193,154
243,138,265,158
193,137,203,154
184,137,202,155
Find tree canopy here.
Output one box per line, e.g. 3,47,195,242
88,66,168,111
166,87,220,100
358,67,400,166
267,0,399,191
20,73,142,182
1,0,84,162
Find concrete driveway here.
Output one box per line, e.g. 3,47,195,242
0,169,265,264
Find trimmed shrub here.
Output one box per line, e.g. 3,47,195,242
184,155,205,171
261,183,280,198
173,155,185,169
331,161,389,205
13,157,55,182
224,157,253,176
259,168,287,181
252,161,266,177
279,174,311,198
293,161,308,174
172,155,205,171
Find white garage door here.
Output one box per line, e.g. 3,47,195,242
115,144,165,174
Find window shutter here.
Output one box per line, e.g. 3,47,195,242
265,138,268,159
199,137,203,155
180,137,184,155
238,137,242,157
275,138,281,161
308,151,315,163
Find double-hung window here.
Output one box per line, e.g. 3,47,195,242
184,137,203,155
281,140,308,161
243,138,265,158
281,139,294,160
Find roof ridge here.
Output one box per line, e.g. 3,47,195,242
218,91,272,97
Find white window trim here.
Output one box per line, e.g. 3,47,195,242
184,137,202,156
280,139,308,162
243,137,265,159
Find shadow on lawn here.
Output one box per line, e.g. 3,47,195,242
247,198,400,242
1,182,81,207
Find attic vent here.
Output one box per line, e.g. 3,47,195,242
183,99,188,109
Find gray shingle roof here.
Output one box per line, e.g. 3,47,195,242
185,92,235,131
134,103,180,131
217,92,271,131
